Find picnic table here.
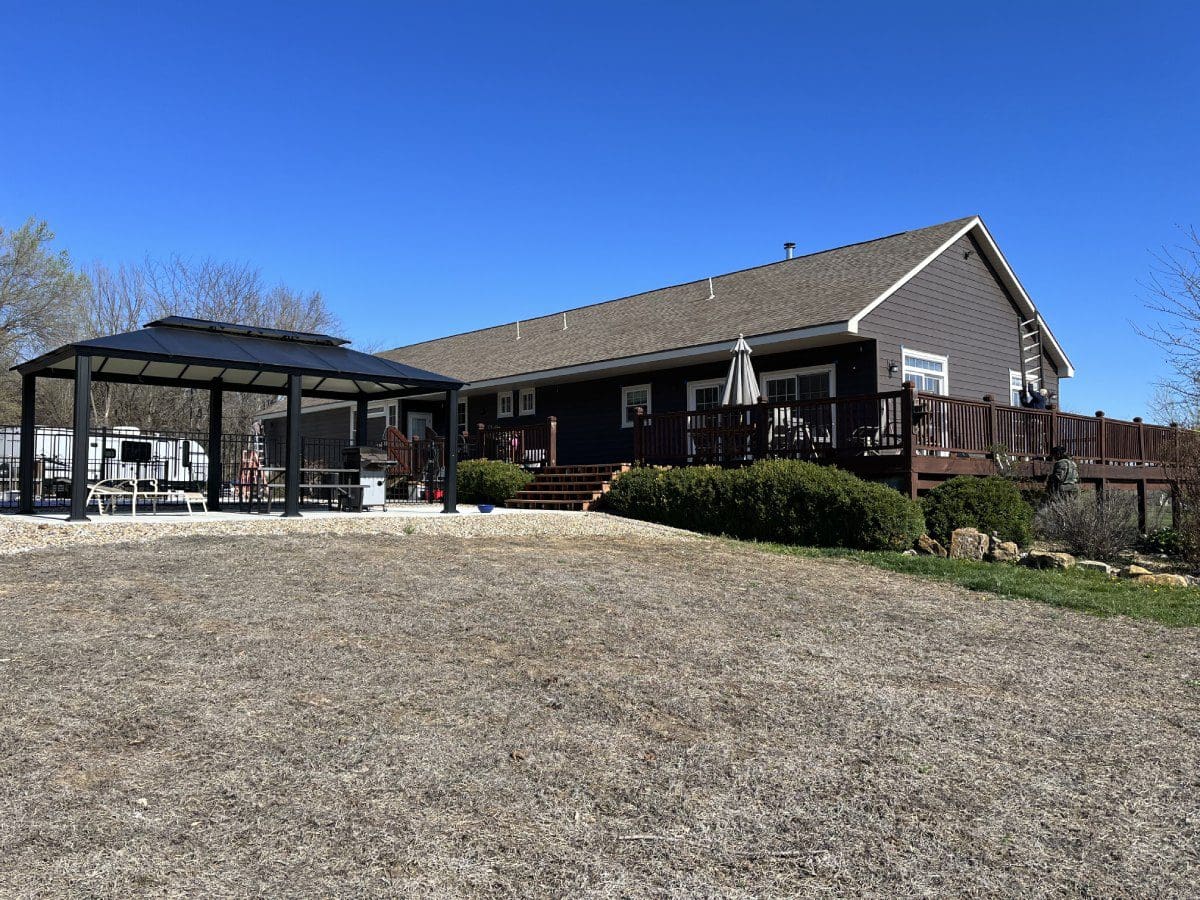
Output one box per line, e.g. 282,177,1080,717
237,467,366,513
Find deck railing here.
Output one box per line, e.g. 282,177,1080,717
914,394,1177,465
471,418,557,468
633,384,1180,468
633,390,910,466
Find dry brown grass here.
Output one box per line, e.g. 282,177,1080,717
1,529,1198,897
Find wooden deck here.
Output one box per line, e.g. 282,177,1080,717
631,383,1184,524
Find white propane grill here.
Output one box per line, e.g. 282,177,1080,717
343,446,389,509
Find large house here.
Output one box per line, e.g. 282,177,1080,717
260,215,1074,468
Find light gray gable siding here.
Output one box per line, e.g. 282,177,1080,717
860,234,1059,402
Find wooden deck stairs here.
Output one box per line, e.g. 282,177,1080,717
505,463,630,511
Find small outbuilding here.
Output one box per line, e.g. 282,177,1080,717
12,317,465,519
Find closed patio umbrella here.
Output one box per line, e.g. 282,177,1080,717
722,334,761,406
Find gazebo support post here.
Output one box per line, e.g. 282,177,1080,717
207,385,223,511
283,374,302,518
442,388,459,514
355,397,369,446
68,354,92,522
18,374,36,514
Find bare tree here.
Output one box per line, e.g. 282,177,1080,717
0,220,91,421
1141,227,1200,427
2,219,341,436
76,256,340,434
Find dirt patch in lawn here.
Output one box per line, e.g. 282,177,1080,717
1,530,1197,897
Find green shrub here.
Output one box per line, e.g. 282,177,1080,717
603,466,667,520
607,460,925,551
922,476,1033,545
1139,527,1187,558
456,460,533,505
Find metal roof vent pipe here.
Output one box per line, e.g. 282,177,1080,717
784,242,796,260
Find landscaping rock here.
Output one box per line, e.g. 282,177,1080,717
1135,573,1191,588
1024,550,1076,570
1121,565,1152,579
988,541,1021,563
949,528,990,561
1077,560,1116,577
916,534,948,558
902,549,918,556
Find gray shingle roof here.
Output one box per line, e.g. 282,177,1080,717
380,217,976,383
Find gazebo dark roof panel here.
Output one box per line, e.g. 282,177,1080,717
15,318,463,398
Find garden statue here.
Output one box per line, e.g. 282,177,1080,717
1046,446,1080,501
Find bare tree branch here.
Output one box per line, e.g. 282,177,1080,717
1136,226,1200,424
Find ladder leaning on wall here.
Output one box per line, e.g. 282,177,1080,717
1019,315,1045,391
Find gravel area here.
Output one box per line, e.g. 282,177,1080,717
0,509,691,556
1,523,1197,897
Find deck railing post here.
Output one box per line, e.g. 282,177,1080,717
1134,416,1146,464
633,406,645,465
983,394,998,457
901,381,918,499
1095,410,1106,465
477,422,487,460
547,416,558,468
1049,406,1059,458
755,397,769,460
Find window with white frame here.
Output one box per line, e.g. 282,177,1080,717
497,391,513,418
759,366,835,404
902,350,948,395
622,384,651,427
352,402,389,438
519,387,536,416
1010,370,1038,406
457,399,468,432
687,378,725,412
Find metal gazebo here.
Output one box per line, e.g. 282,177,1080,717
12,317,466,520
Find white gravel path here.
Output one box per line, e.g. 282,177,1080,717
0,508,696,556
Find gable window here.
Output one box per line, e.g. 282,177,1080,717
519,387,536,416
497,391,513,418
1010,370,1038,407
902,349,948,396
457,398,468,432
622,384,651,428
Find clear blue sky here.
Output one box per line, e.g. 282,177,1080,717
2,2,1196,420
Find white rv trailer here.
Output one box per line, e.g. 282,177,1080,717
0,426,210,500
